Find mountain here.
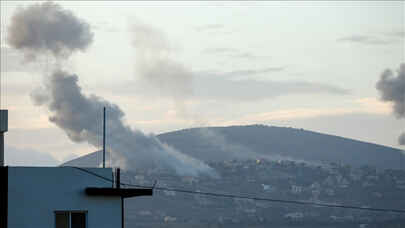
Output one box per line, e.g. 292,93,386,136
63,125,405,227
63,125,404,170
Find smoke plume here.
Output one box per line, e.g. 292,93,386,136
196,127,258,161
7,1,93,60
399,133,405,146
5,2,215,176
130,22,194,117
31,70,216,176
376,63,405,145
131,22,193,99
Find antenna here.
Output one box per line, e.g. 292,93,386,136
0,15,7,166
103,106,106,168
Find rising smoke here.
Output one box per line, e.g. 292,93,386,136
131,22,193,100
130,22,198,123
376,63,405,145
31,70,216,176
399,133,405,146
196,127,258,161
7,1,93,60
130,22,256,158
8,2,216,176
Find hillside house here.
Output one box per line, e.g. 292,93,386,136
291,185,303,194
284,212,304,220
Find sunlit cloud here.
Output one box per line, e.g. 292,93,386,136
354,97,392,115
194,24,224,32
211,98,392,126
337,35,400,45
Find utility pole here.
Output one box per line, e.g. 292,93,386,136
116,168,124,228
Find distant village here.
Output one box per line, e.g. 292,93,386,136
119,159,405,228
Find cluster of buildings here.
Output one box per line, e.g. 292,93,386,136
120,159,405,227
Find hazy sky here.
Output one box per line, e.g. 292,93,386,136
1,1,404,165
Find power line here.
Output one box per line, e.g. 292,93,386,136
153,186,405,214
70,166,113,183
69,166,405,214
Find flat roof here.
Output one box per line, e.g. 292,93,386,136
85,187,153,198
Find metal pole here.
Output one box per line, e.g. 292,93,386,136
116,168,120,189
0,133,3,167
121,197,124,228
0,110,8,167
0,132,4,167
118,168,123,228
103,107,106,168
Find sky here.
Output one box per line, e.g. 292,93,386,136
0,1,404,166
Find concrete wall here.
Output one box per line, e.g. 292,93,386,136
8,167,121,228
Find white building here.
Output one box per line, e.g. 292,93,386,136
1,166,152,228
284,212,304,220
291,185,303,194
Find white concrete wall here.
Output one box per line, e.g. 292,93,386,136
8,167,121,228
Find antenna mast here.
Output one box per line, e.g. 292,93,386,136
0,16,8,166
